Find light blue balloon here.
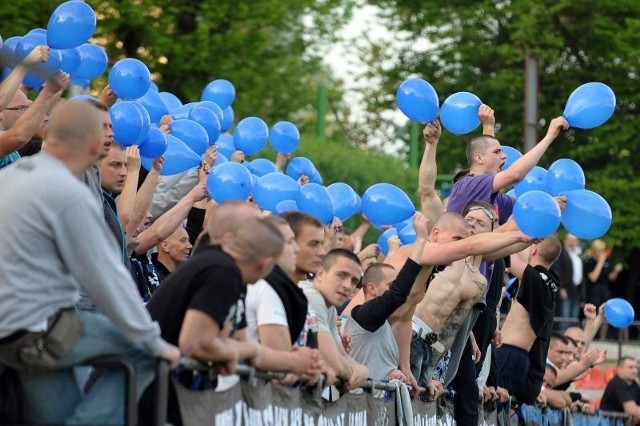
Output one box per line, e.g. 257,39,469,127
108,58,151,100
502,146,523,171
141,135,201,176
17,33,62,76
309,168,323,185
546,158,585,196
137,89,169,124
514,166,548,197
130,101,151,144
214,153,228,167
110,101,146,146
138,127,168,159
215,133,235,159
46,0,96,49
233,117,268,156
604,298,634,328
198,101,224,123
362,183,415,225
0,36,21,68
513,190,561,238
220,106,234,133
247,158,277,177
253,172,300,212
28,28,47,36
440,91,482,135
396,78,439,124
275,200,298,216
563,82,616,129
170,102,197,119
201,79,235,109
169,119,209,156
561,189,612,240
207,162,253,203
159,92,182,112
270,121,300,154
297,183,335,225
377,228,399,256
393,217,413,232
399,224,417,245
189,107,221,145
60,47,81,75
74,43,108,80
327,182,359,222
286,157,316,180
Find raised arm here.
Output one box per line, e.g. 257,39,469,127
0,46,49,110
479,104,495,137
493,116,568,192
418,120,444,226
116,146,141,229
127,157,164,234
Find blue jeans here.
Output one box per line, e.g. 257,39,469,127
4,310,155,425
410,331,434,388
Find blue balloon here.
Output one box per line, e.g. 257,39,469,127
502,146,523,171
514,166,548,197
214,153,228,167
28,28,47,36
440,92,482,135
0,36,21,68
215,134,235,159
247,158,277,177
207,162,253,203
362,183,415,225
169,119,209,156
546,159,586,196
149,81,159,92
74,43,108,80
253,172,300,212
275,200,298,216
394,217,413,232
309,168,323,185
327,183,359,222
136,89,169,124
138,127,168,159
189,107,221,145
297,183,335,225
170,102,197,119
141,135,201,176
233,117,268,156
110,101,146,146
563,82,616,129
396,78,439,123
201,79,236,109
377,228,399,256
46,1,96,49
60,47,81,75
71,78,90,89
17,33,61,75
561,190,612,240
513,190,561,238
604,298,634,328
399,224,417,245
159,92,183,112
130,101,151,144
286,157,316,181
108,58,151,100
197,101,224,123
270,121,300,154
220,106,234,132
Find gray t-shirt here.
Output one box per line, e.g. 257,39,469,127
345,315,398,381
299,280,341,346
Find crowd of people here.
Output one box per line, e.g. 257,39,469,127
0,48,636,425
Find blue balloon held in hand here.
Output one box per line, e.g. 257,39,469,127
440,92,482,135
197,101,224,123
17,33,61,74
399,224,417,245
327,183,359,222
513,190,561,239
362,183,415,226
110,101,147,146
247,158,277,177
297,183,335,225
286,157,317,181
130,102,151,144
138,127,168,159
170,102,196,119
137,89,169,124
270,121,300,154
604,298,634,328
201,79,235,109
189,107,221,145
396,78,439,124
108,58,151,100
47,1,96,49
501,146,523,171
275,200,298,216
215,134,235,159
233,117,269,156
169,119,209,156
74,43,108,80
60,47,81,75
561,189,612,240
220,106,234,133
159,92,183,113
207,162,253,203
253,172,300,212
514,166,547,197
377,228,399,256
141,135,201,176
546,158,585,196
563,82,616,129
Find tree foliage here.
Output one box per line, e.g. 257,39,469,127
360,0,640,255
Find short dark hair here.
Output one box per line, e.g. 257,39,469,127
550,331,569,346
618,356,636,367
536,236,562,265
466,134,498,166
362,263,395,293
280,211,323,238
321,248,361,270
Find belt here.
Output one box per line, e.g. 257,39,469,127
411,317,445,353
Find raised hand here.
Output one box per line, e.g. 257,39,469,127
23,46,50,67
478,104,495,127
412,211,430,240
422,120,441,145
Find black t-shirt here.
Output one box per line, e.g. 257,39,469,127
146,245,245,345
584,257,612,286
600,376,640,413
517,264,559,339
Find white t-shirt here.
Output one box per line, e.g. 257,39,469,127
245,279,289,342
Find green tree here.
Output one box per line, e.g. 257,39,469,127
359,0,640,255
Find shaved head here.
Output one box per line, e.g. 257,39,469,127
206,201,262,244
46,100,102,150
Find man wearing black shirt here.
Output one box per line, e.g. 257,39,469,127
601,356,640,422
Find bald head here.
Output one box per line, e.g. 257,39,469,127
534,235,562,266
45,100,103,151
205,201,262,244
432,211,467,232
